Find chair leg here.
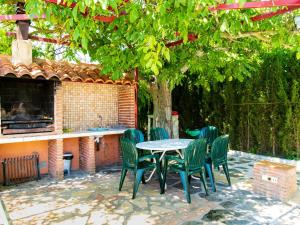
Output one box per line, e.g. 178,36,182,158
179,171,191,203
119,168,127,191
155,161,164,194
205,163,216,192
142,174,146,184
199,170,208,196
132,169,144,199
222,163,231,186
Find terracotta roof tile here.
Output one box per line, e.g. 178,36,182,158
0,55,134,85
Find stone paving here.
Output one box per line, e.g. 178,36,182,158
0,155,300,225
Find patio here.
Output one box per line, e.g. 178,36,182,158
1,153,299,225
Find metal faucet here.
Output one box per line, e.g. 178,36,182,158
99,115,103,127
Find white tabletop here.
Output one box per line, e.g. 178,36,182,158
136,139,194,151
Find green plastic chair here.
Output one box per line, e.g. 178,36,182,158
124,128,145,144
150,127,169,140
198,126,218,146
124,129,148,156
163,139,208,203
205,135,230,192
119,138,164,199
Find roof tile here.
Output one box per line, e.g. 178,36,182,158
0,55,134,85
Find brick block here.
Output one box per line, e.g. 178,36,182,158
253,160,297,201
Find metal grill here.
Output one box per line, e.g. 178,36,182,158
1,154,41,185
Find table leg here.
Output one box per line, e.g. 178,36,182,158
145,150,166,183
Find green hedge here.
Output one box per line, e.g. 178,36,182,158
172,49,300,159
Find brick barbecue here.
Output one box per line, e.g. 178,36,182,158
0,55,136,180
253,160,297,201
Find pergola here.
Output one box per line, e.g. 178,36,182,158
0,0,299,127
1,0,300,46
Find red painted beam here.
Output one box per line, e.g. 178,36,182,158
93,15,116,23
251,6,300,21
7,32,70,45
210,0,300,11
44,0,77,9
44,0,128,23
0,14,45,21
166,34,198,48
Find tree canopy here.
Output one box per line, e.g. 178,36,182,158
0,0,299,87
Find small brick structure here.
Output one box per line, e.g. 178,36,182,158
253,160,297,201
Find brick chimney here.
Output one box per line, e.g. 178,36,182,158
11,1,32,66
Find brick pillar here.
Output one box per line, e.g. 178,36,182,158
79,136,96,174
54,82,63,134
118,85,135,128
48,139,64,179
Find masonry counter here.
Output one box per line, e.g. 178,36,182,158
0,128,127,179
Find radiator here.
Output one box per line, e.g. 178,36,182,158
1,154,41,185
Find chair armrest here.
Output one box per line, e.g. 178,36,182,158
165,155,184,164
138,154,159,162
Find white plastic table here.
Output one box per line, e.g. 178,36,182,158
136,139,193,182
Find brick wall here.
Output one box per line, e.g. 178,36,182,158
118,85,135,128
79,136,96,174
253,160,297,201
48,139,64,179
62,82,119,131
95,135,121,167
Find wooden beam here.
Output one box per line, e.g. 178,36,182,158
210,0,300,11
251,6,300,21
6,32,70,45
0,14,45,21
166,34,198,48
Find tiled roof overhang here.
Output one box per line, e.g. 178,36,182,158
0,55,134,85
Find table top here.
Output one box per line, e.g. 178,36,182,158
136,139,194,151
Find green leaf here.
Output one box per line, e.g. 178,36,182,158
162,47,170,61
151,64,159,75
129,7,139,23
72,5,78,22
220,20,228,32
81,37,88,50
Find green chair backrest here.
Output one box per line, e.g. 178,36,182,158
198,126,218,145
150,127,169,140
120,138,138,168
184,138,207,170
211,135,229,167
124,129,145,144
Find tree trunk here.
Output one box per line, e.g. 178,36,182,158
150,79,172,137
